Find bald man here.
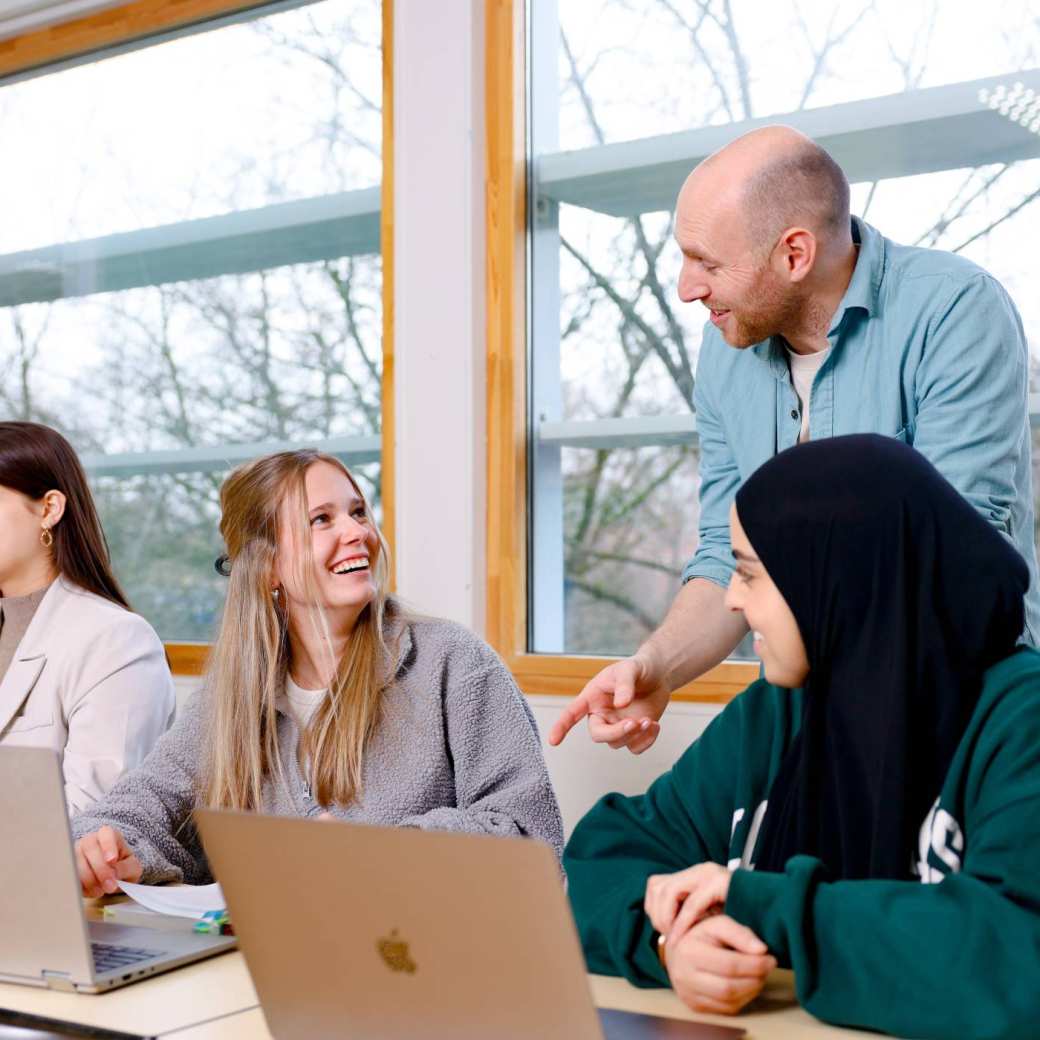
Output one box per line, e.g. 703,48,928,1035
550,125,1039,754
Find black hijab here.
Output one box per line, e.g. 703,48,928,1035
738,434,1028,880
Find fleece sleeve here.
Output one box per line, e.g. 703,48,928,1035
70,692,211,885
397,640,564,861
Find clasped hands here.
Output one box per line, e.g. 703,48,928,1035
644,862,776,1015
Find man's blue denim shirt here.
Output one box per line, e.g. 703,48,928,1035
683,216,1040,645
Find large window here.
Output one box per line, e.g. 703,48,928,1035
0,0,383,642
528,0,1040,658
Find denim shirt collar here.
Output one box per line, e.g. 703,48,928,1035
755,215,886,379
831,216,885,328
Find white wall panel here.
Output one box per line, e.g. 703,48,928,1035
391,0,487,632
528,696,721,838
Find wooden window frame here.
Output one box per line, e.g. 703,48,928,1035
484,0,755,703
0,0,395,677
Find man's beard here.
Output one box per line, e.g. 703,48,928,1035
724,272,804,349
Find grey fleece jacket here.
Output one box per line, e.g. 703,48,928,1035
71,616,563,882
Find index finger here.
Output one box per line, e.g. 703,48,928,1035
98,826,126,864
669,890,721,946
547,694,591,746
79,836,119,894
75,844,104,899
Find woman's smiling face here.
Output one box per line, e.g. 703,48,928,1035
725,502,809,688
274,460,380,629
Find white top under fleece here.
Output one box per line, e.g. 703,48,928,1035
787,345,830,443
280,675,328,733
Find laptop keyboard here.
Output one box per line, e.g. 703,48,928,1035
91,941,163,974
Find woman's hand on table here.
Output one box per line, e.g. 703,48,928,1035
645,862,733,945
75,825,142,897
664,915,776,1016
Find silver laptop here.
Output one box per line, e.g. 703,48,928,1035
196,810,744,1040
0,747,236,994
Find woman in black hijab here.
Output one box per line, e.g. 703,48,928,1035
565,435,1040,1039
743,431,1027,881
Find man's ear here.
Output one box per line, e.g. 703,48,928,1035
773,227,816,284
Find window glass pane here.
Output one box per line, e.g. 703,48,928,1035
529,0,1040,656
553,0,1037,148
0,0,383,641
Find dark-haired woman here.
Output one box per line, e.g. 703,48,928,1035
0,422,174,812
564,435,1040,1040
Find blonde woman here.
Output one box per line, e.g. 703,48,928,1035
72,450,562,895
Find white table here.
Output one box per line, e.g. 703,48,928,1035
0,949,872,1038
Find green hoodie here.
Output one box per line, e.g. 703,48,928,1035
564,648,1040,1040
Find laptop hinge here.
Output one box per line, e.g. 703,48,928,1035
42,970,76,992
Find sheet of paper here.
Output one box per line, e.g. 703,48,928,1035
117,880,225,919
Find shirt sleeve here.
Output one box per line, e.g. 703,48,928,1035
725,679,1040,1040
911,273,1029,542
62,614,176,814
70,692,210,885
682,332,741,588
397,640,564,860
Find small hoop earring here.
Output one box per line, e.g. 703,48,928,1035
40,527,53,549
272,587,281,601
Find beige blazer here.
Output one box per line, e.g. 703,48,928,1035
0,577,175,813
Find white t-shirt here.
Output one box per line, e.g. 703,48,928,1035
787,345,830,443
280,675,328,733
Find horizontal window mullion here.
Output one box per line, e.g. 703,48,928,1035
0,187,380,307
538,398,1040,452
534,69,1040,218
82,435,380,479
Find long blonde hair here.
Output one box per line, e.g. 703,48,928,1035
203,449,398,810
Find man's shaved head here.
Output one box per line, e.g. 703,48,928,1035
685,125,850,254
741,129,850,248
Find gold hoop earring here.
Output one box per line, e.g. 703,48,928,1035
40,527,53,549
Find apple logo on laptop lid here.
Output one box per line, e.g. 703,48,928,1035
376,929,417,974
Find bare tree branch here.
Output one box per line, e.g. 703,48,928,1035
567,576,660,633
914,165,1012,247
793,0,874,110
950,183,1040,254
561,235,695,407
570,546,680,577
655,0,738,120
